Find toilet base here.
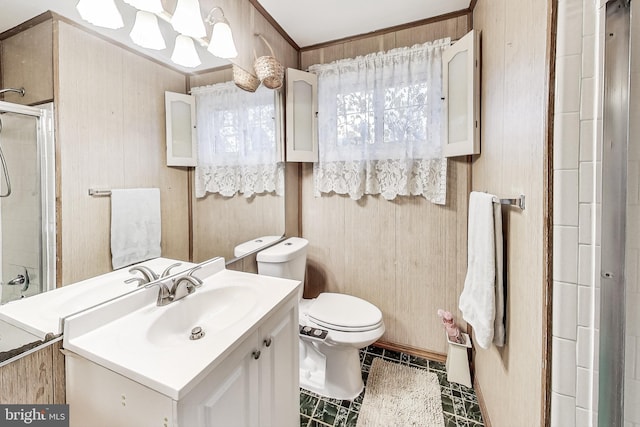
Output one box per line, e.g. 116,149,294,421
299,340,364,401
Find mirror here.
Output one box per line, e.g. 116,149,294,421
0,256,216,365
0,10,286,359
190,84,286,263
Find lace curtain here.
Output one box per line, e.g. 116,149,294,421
308,38,450,203
192,82,284,198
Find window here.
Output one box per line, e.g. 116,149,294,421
192,82,283,198
308,38,450,203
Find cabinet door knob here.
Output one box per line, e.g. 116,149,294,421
263,337,272,347
252,350,261,360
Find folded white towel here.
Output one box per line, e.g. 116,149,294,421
110,188,162,270
459,191,505,349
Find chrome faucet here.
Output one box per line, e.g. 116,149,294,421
6,268,29,292
125,265,159,286
147,274,203,306
170,275,202,301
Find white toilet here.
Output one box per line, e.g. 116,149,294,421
255,237,385,400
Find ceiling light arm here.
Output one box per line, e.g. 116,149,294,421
205,7,238,59
205,7,227,26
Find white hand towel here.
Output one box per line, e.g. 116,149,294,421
110,188,161,270
493,199,505,347
459,191,504,349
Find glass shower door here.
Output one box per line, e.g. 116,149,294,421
0,111,41,303
0,101,54,305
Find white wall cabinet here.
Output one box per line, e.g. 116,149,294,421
285,68,318,162
66,296,299,427
442,29,480,157
165,91,197,167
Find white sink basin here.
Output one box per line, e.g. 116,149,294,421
63,262,301,400
146,285,258,347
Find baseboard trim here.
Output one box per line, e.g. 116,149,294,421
374,340,447,363
474,377,492,427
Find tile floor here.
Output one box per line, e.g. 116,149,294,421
299,345,485,427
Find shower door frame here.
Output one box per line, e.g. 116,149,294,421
599,0,630,425
0,100,56,295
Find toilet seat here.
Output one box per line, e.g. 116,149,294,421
307,293,383,332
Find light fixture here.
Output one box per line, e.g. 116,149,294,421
130,11,166,50
76,0,124,29
122,0,163,14
171,0,206,38
171,35,201,68
205,7,238,59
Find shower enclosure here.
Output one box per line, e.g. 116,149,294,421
600,0,640,425
0,99,55,304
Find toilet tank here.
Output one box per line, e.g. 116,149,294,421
256,237,308,283
233,235,282,258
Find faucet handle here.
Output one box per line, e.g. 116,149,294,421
144,280,173,306
124,277,147,287
157,283,172,306
161,262,183,278
128,266,159,282
188,275,203,287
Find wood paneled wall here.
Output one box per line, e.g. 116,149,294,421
472,0,551,425
55,21,189,284
0,20,54,105
0,341,65,404
193,192,285,262
189,0,299,263
300,15,470,354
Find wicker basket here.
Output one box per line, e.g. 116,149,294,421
232,63,260,93
253,34,284,90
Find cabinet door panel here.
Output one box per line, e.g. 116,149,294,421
178,332,260,427
66,355,175,427
442,29,480,157
259,300,299,427
285,68,318,162
165,91,197,166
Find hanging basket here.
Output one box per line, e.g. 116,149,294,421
232,63,260,93
253,34,284,90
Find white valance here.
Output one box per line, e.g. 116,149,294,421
192,82,284,198
309,38,450,203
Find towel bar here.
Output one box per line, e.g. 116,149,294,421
493,194,525,210
88,189,112,197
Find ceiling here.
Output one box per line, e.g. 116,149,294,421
259,0,470,48
0,0,470,73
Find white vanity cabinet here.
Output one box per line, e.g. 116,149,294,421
66,294,299,427
179,298,299,427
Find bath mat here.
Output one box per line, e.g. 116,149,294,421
356,358,445,427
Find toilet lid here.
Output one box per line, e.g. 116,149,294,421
307,293,383,332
